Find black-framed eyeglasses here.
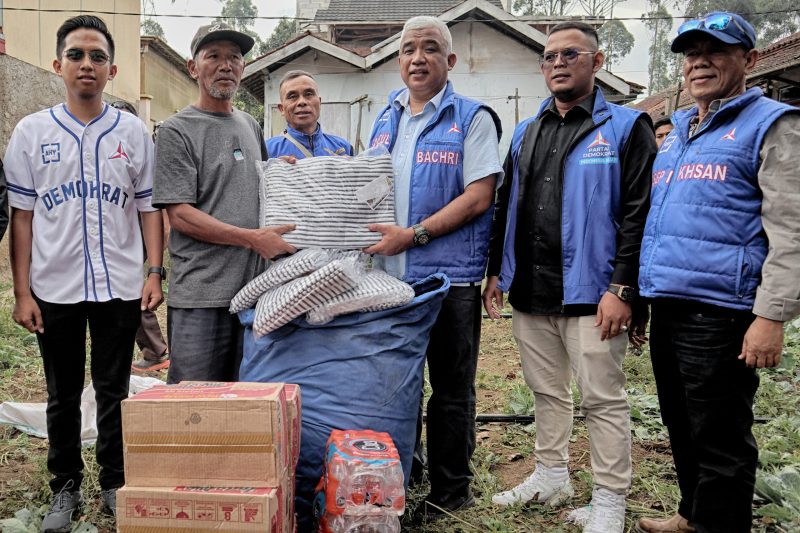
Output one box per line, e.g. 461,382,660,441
540,48,595,68
63,48,110,65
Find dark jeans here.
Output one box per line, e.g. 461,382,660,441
416,285,481,505
166,307,244,384
649,299,758,533
34,295,140,493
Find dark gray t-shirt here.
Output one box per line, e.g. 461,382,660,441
153,106,268,308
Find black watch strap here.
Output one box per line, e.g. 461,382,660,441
148,266,167,279
608,284,637,302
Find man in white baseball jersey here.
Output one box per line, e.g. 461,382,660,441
5,15,163,532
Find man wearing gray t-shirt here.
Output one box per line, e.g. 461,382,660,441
153,23,295,383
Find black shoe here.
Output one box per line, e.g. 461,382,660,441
41,480,84,533
411,492,475,524
100,488,118,517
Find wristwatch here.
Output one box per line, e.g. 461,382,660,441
148,266,167,279
412,223,432,247
607,284,637,302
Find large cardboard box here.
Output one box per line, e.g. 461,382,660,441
123,382,289,487
283,384,301,470
116,485,282,533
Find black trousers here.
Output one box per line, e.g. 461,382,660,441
416,285,482,504
34,295,140,493
649,299,758,533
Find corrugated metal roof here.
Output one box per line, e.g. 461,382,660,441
314,0,505,22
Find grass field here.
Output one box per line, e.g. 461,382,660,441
1,244,798,532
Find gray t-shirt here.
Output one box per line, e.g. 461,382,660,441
153,106,267,308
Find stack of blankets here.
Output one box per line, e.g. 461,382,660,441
234,150,412,336
230,249,415,337
259,152,395,250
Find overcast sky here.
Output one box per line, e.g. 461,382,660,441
153,0,674,88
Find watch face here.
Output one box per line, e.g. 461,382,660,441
620,287,635,301
417,233,430,246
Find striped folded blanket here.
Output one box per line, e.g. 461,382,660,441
258,154,395,249
306,269,415,325
229,249,331,313
252,258,362,337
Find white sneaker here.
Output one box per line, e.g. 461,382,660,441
492,462,573,506
582,487,626,533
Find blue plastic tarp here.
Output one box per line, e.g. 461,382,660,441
238,273,449,531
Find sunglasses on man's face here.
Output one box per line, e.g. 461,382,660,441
540,48,595,68
63,48,110,65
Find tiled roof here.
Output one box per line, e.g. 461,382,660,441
749,30,800,78
314,0,504,21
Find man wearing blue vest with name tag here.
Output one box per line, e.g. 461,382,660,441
483,21,657,533
636,12,800,533
366,15,503,520
266,70,353,159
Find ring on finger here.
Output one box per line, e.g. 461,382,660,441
620,325,629,332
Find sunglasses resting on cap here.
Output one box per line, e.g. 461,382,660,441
671,12,756,53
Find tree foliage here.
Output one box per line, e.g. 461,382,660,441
643,0,681,93
599,19,635,68
512,0,575,16
680,0,800,45
260,17,297,55
141,18,165,39
578,0,617,16
140,0,166,40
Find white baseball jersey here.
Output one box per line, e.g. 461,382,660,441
5,103,156,304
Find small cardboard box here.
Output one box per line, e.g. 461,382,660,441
283,384,301,470
116,485,282,533
123,382,289,487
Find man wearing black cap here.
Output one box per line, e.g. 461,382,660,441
637,12,800,533
153,23,295,384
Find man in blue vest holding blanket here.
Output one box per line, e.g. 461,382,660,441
636,12,800,533
483,21,656,533
366,15,503,520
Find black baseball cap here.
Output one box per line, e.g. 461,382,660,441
672,12,756,53
190,22,255,57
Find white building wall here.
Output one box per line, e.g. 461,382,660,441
263,22,550,155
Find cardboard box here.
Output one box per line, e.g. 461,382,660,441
117,485,282,533
283,384,301,470
123,382,289,487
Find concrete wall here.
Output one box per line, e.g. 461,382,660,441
0,53,117,155
0,53,69,156
296,0,332,27
140,46,197,133
261,21,550,155
1,0,140,103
